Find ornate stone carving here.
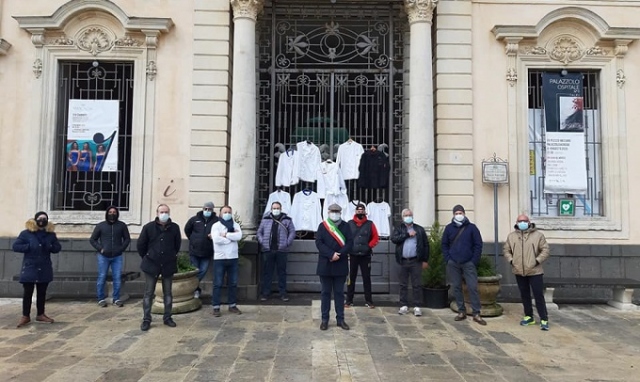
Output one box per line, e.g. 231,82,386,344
146,60,157,81
614,41,630,58
548,36,584,64
76,27,114,56
404,0,438,24
33,59,43,78
0,39,10,55
230,0,264,21
521,46,547,55
585,46,607,56
49,34,74,46
506,67,517,86
617,69,626,88
115,35,142,47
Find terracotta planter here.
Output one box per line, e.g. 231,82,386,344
152,269,202,314
450,274,503,317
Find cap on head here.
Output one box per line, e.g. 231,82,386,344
452,204,465,214
203,201,214,209
356,203,366,211
34,211,48,220
328,204,342,212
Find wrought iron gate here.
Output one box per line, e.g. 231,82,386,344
257,1,407,227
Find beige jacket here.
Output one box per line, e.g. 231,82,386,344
503,224,550,277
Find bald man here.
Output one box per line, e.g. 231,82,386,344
503,214,550,331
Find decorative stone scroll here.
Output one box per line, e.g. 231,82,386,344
404,0,438,24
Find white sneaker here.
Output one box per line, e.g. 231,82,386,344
414,307,422,316
398,306,409,315
194,290,201,299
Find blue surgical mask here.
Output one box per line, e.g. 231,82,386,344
403,216,413,224
203,210,212,218
159,213,170,223
222,213,233,221
517,222,529,231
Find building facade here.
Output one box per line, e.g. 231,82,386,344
1,0,639,301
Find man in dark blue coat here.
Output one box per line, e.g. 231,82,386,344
184,201,218,299
442,204,486,325
315,204,354,331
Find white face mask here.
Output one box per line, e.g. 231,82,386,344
158,213,170,223
271,209,281,217
454,214,465,222
329,213,341,221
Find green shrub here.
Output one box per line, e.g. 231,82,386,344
477,254,497,277
176,252,197,273
422,221,446,288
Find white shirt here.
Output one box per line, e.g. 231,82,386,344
275,149,299,187
316,160,346,198
322,193,349,220
367,201,391,237
211,221,243,260
264,190,292,215
336,140,364,180
290,190,323,231
296,141,321,182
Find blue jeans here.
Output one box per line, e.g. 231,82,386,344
212,258,239,309
190,255,212,292
97,254,123,302
319,275,347,323
261,251,288,297
447,260,481,315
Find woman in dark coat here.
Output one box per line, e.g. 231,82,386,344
12,211,61,328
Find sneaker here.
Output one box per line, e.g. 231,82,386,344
260,296,268,302
212,308,221,317
540,320,549,331
365,302,375,309
229,306,242,315
281,295,290,302
398,306,409,315
194,290,201,299
140,320,151,331
98,299,107,307
344,301,354,308
520,316,535,326
36,314,54,323
414,307,422,316
113,300,124,307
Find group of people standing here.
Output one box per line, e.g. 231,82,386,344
13,201,551,332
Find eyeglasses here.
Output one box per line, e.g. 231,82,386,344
516,220,529,223
203,208,213,211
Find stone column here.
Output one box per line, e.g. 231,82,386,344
405,0,437,226
228,0,263,230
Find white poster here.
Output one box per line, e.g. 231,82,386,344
544,131,588,194
66,99,119,172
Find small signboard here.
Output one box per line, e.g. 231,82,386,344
482,162,509,184
558,198,575,216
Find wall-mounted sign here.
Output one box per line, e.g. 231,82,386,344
482,162,509,184
558,198,575,216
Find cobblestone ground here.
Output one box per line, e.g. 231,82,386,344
0,298,638,382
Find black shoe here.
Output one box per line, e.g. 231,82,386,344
281,295,290,302
260,296,268,302
212,308,221,317
320,321,328,331
164,318,177,327
454,312,467,321
140,321,151,331
337,321,350,330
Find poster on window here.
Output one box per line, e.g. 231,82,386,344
541,73,588,194
66,99,119,172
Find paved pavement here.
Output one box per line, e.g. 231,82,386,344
0,297,638,382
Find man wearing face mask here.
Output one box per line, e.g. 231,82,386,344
184,201,218,299
504,214,550,331
90,206,131,307
315,204,354,330
257,202,296,302
390,208,429,316
345,203,380,308
211,205,244,317
137,204,182,331
442,204,486,325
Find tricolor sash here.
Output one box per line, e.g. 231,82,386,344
323,219,346,247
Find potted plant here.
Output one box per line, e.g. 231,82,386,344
152,252,203,314
451,254,503,317
422,221,449,308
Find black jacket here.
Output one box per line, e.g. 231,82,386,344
357,149,390,189
137,218,182,277
184,211,218,258
315,220,354,277
89,206,131,258
390,223,429,265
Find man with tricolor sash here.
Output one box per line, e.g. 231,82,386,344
315,203,354,331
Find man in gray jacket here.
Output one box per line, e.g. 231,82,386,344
90,206,131,307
